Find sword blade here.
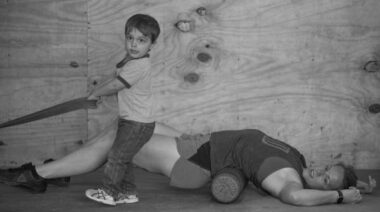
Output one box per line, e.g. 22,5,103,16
0,97,97,129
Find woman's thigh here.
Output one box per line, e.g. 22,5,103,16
133,134,180,177
169,157,211,189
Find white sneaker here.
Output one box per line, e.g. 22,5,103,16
115,194,139,204
85,188,116,206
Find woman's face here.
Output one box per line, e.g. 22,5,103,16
125,27,154,59
302,164,344,190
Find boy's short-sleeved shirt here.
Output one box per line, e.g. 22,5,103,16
116,57,153,123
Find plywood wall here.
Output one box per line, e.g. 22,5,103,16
88,0,380,169
0,0,88,166
0,0,379,169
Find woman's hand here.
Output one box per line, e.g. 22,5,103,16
358,176,377,194
342,187,362,204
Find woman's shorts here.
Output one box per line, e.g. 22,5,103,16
169,133,211,189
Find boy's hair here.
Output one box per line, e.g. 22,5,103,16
336,162,358,189
125,14,160,43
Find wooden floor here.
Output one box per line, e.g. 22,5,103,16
0,167,379,212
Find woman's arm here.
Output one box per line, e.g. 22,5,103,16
262,168,362,206
279,182,362,206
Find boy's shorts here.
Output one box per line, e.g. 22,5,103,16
169,133,211,189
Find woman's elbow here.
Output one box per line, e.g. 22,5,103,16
280,192,306,206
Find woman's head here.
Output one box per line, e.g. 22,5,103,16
302,163,357,190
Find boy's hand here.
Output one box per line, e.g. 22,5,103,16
87,95,102,106
87,94,97,100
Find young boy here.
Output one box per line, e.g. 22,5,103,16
85,14,160,206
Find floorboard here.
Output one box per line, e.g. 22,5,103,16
0,168,379,212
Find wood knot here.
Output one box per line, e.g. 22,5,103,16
184,72,200,83
197,52,212,63
368,104,380,114
196,7,207,16
363,60,379,72
70,61,79,68
175,20,193,32
92,80,98,86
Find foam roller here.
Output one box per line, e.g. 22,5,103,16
211,167,247,203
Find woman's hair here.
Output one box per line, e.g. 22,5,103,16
336,162,358,189
125,14,160,43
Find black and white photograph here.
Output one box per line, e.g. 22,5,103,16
0,0,379,211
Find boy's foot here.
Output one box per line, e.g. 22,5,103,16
85,188,116,206
43,159,71,187
0,163,47,193
115,193,139,204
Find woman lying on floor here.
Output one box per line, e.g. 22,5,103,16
0,122,376,206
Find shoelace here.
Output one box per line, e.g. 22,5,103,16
92,189,109,200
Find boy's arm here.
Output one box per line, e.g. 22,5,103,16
89,57,149,100
88,76,125,99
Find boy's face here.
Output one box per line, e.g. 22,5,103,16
125,28,154,59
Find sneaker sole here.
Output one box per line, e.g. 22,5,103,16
85,191,116,206
115,198,139,204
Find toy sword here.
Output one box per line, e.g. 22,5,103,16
0,97,97,129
